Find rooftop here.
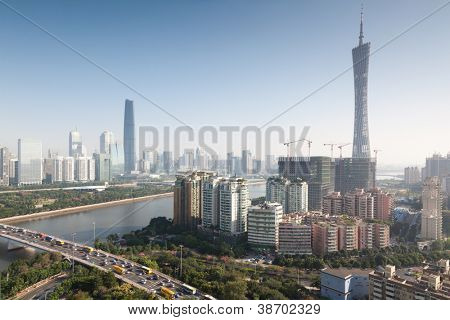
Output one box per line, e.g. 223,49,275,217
321,267,372,279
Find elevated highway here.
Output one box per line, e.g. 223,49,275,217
0,223,213,300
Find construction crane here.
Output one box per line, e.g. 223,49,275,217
373,149,382,162
300,139,312,158
337,143,351,158
323,143,337,158
283,139,312,157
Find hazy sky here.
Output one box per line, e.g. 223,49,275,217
0,0,449,168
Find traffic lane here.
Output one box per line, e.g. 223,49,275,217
0,229,201,299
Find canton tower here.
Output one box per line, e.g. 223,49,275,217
352,10,371,158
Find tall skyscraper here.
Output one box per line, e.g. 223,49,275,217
123,99,136,173
69,130,83,157
352,10,371,158
18,139,43,185
109,142,125,177
162,151,173,174
94,153,111,182
100,130,115,154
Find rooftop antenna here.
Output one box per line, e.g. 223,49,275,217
359,4,364,45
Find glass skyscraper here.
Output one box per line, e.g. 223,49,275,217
124,99,136,173
18,139,42,185
352,11,371,158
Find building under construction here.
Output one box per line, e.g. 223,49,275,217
278,156,334,211
335,157,376,194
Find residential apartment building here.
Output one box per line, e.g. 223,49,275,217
369,188,394,222
173,171,216,229
421,177,443,240
247,202,283,249
369,261,450,300
312,222,338,256
404,167,421,185
202,176,222,228
266,176,308,213
219,177,249,235
322,192,343,215
343,189,374,219
278,214,312,255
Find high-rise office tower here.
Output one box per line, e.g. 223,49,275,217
241,150,253,175
0,147,11,186
18,139,43,185
352,10,371,158
421,177,443,240
109,142,124,177
162,151,173,174
124,99,136,173
335,157,376,194
94,153,111,182
226,152,234,175
69,130,83,157
100,131,115,154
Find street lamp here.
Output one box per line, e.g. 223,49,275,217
92,222,96,245
179,245,184,278
71,232,76,275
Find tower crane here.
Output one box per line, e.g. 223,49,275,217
323,143,337,158
337,143,351,158
283,139,312,157
300,139,312,158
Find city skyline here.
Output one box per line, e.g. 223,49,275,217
0,1,449,167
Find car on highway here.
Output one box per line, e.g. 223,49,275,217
140,279,147,285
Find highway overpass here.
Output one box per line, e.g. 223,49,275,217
0,223,213,300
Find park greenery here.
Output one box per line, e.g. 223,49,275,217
274,240,450,269
95,238,318,300
0,252,70,299
48,265,154,300
0,185,172,218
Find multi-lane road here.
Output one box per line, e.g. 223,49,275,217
0,223,213,300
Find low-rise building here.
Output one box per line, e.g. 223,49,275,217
320,268,371,300
369,262,450,300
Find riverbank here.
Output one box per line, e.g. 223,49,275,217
0,192,173,224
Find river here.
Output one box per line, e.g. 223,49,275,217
0,183,266,271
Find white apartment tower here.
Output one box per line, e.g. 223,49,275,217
219,177,249,234
247,202,283,248
202,176,222,228
421,177,442,240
